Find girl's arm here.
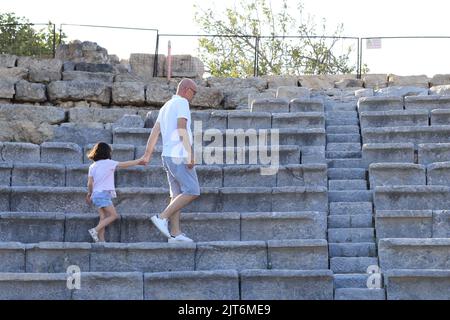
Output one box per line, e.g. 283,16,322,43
86,176,94,204
116,158,146,169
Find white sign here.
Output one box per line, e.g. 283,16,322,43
366,38,382,49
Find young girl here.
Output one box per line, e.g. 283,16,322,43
86,142,145,242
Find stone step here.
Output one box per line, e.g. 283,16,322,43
325,111,358,119
330,202,373,215
326,134,361,143
327,159,364,169
328,168,366,180
328,180,367,191
326,151,362,159
328,190,373,202
328,214,373,228
326,118,359,126
335,288,386,300
114,127,326,147
330,257,379,274
0,240,329,273
0,186,329,214
325,103,357,112
327,143,361,153
328,228,375,243
329,243,377,257
0,212,327,243
334,273,375,289
326,126,360,134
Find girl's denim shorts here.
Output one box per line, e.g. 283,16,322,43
91,191,114,209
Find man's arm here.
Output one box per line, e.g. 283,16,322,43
142,122,161,164
177,118,194,169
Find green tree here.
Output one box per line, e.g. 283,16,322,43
194,0,367,77
0,12,66,58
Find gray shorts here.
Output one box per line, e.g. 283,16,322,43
162,156,200,198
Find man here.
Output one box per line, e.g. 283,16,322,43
142,78,200,242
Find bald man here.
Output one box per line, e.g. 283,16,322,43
142,78,200,242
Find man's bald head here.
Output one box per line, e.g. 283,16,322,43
177,78,198,102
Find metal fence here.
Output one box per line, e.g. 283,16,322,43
3,22,450,78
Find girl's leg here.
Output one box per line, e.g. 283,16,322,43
95,205,119,233
97,209,107,242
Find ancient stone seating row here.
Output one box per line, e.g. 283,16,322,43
362,143,450,167
0,142,327,165
378,239,450,300
368,161,450,188
0,186,328,214
0,211,327,243
250,98,324,113
0,269,334,300
0,163,328,188
0,239,329,273
360,109,450,128
357,95,450,112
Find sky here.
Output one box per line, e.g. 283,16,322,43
1,0,450,76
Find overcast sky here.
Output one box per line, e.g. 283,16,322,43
2,0,450,76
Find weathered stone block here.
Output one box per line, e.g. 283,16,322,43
0,54,17,68
0,163,12,186
17,57,62,83
386,270,450,300
241,212,326,240
112,82,146,106
190,87,224,109
0,243,25,272
51,123,112,146
10,187,92,213
195,241,267,271
74,62,113,73
47,80,111,105
166,55,204,78
374,185,450,211
115,166,167,188
14,81,47,102
90,243,195,272
113,127,152,146
251,98,289,113
433,210,450,238
362,126,450,147
278,128,326,146
0,212,65,243
0,273,70,300
0,67,28,81
71,272,144,300
0,79,15,99
26,242,91,273
1,142,40,163
220,187,272,212
69,107,138,123
430,74,450,87
114,188,169,214
375,210,433,239
240,269,334,300
360,110,429,128
387,74,430,88
276,86,310,100
430,84,450,96
272,186,328,212
272,112,324,129
277,164,327,187
431,109,450,125
418,143,450,165
0,187,10,211
223,165,276,187
405,95,450,113
129,53,165,80
358,96,403,112
376,86,428,98
369,163,426,188
191,111,228,130
12,163,65,187
362,143,415,168
227,111,271,130
41,142,83,165
144,270,239,300
289,98,324,113
268,239,328,270
62,71,114,83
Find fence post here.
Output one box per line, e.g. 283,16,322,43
53,24,56,58
254,36,260,77
153,32,160,78
356,38,361,79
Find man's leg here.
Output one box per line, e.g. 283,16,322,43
159,193,198,221
168,197,182,236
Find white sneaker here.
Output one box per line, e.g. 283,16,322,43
151,215,171,238
168,233,194,243
88,228,99,243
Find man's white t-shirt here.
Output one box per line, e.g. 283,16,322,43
156,95,193,158
88,159,119,195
